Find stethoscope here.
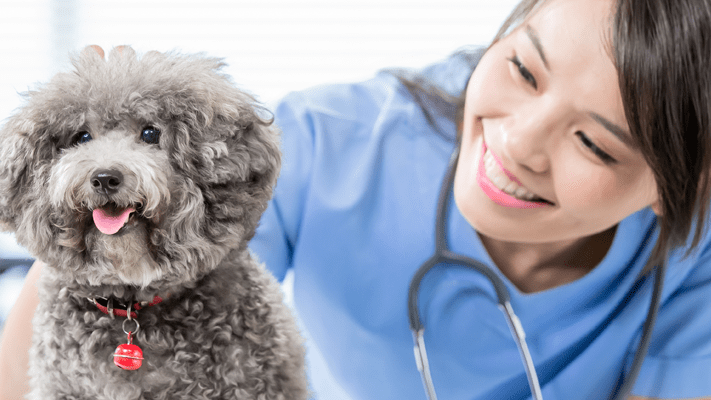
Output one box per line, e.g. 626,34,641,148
407,145,666,400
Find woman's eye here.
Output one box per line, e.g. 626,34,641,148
140,126,161,144
575,131,617,164
71,131,92,146
508,55,538,90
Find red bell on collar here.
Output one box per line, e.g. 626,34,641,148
114,332,143,370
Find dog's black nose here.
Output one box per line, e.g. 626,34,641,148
91,169,124,195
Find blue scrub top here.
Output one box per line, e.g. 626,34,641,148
249,47,711,399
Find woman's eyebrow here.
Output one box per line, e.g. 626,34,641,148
589,112,638,149
525,25,549,70
525,24,637,151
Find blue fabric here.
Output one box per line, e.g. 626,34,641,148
249,47,711,399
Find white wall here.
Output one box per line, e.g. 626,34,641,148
0,0,518,117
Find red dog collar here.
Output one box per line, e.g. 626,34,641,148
88,296,163,319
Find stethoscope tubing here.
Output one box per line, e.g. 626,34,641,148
407,145,665,400
407,147,508,331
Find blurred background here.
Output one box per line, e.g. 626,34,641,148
0,0,517,394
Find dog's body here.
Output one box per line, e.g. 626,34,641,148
0,47,308,399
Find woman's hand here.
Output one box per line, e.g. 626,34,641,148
0,261,43,400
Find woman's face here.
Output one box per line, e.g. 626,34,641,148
455,0,659,245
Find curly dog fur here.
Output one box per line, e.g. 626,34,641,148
0,46,308,399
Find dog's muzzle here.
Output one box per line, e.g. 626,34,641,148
87,168,149,235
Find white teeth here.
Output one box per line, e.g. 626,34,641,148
504,181,519,194
483,150,540,201
515,187,530,199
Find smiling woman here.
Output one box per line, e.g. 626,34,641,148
397,0,711,398
455,0,661,287
255,0,711,397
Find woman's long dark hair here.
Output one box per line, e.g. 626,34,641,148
394,0,711,266
613,0,711,264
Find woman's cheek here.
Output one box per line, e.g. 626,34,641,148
556,158,617,214
466,54,513,113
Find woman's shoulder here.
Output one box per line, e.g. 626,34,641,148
273,46,486,131
657,205,711,293
407,45,486,97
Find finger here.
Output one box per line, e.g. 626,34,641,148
82,45,105,59
110,45,136,60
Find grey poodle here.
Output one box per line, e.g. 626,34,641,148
0,46,309,399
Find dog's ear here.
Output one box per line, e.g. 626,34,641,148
0,111,59,255
171,60,282,238
198,97,282,236
0,116,33,231
210,103,282,192
133,52,282,246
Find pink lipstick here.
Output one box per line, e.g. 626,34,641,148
476,142,551,209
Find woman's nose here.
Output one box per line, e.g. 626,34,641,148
500,104,558,174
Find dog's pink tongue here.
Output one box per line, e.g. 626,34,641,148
92,207,135,235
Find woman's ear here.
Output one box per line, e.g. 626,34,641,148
650,199,662,216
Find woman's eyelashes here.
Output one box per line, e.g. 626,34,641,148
575,131,617,164
507,55,617,165
507,53,617,165
508,55,538,90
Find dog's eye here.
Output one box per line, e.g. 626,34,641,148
72,131,92,146
140,126,161,144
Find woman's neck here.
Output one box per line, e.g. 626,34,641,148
478,225,617,293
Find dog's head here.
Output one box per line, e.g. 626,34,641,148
0,46,280,289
